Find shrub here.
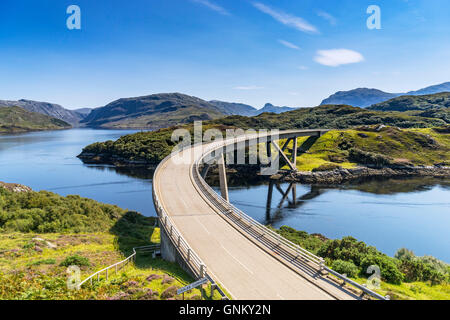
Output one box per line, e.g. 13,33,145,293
331,260,359,278
360,255,404,285
59,255,90,267
28,258,56,266
161,286,178,300
348,148,393,167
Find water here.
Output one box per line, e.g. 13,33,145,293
0,129,157,217
1,129,448,261
223,178,450,262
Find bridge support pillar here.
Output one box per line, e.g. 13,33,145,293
292,136,298,167
218,153,229,202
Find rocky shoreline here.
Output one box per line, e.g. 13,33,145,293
274,166,450,184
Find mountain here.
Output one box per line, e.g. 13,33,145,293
81,93,225,129
407,82,450,96
368,92,450,112
0,106,71,133
209,101,296,116
208,100,257,116
320,82,450,108
0,99,83,126
320,89,400,108
258,103,296,114
73,108,93,116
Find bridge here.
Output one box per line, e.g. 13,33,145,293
152,129,387,300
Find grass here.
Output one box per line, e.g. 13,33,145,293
0,106,70,133
351,277,450,300
0,231,222,300
275,127,450,171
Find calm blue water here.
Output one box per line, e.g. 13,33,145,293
224,180,450,262
1,129,449,262
0,129,157,217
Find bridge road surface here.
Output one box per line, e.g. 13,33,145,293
154,143,357,300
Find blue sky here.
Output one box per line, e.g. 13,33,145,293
0,0,449,109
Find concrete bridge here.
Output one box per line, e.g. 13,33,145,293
152,129,386,300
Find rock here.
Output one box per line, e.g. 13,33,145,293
0,182,32,193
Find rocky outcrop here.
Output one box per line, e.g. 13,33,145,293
0,182,32,193
277,166,450,184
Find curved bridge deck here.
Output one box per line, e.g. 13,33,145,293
153,130,359,300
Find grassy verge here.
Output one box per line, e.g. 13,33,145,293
0,187,223,300
272,226,450,300
276,126,449,171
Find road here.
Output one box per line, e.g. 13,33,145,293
153,133,358,300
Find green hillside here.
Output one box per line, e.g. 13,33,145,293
369,92,450,112
0,106,71,133
81,93,225,129
0,186,220,300
78,104,448,167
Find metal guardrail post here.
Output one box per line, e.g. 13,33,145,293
200,264,205,278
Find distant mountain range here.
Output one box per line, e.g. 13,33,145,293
321,82,450,108
0,99,86,126
209,101,296,116
81,93,225,129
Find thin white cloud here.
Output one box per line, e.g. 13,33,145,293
278,39,300,50
233,85,264,90
314,49,364,67
252,2,319,34
317,11,337,26
191,0,230,16
297,65,308,70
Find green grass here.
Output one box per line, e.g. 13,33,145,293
0,231,221,300
275,127,450,171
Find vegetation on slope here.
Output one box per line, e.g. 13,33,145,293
81,93,225,130
369,92,450,112
0,187,219,300
273,226,450,300
78,104,448,166
0,106,71,133
278,126,450,171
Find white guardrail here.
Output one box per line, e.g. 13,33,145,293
191,132,389,300
152,145,229,300
79,244,160,288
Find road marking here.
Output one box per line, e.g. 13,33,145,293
221,244,254,275
195,217,210,235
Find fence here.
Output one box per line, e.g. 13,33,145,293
192,132,390,300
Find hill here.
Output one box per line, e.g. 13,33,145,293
78,104,446,166
0,106,71,133
320,82,450,107
320,89,400,108
407,82,450,96
368,92,450,112
81,93,225,129
258,103,297,114
208,100,257,116
0,99,84,126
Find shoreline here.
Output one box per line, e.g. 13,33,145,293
274,166,450,184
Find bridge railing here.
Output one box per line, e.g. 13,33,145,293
193,133,325,267
192,132,389,300
78,244,160,288
153,151,206,279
